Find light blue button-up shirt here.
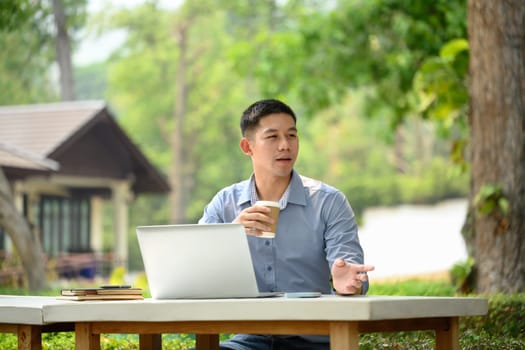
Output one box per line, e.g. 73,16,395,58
199,170,367,294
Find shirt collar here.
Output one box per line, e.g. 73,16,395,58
238,170,306,209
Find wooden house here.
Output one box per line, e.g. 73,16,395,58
0,101,170,278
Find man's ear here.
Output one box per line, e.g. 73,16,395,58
240,137,252,155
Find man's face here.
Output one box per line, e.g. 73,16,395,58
243,113,299,178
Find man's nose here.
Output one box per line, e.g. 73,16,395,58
278,136,291,150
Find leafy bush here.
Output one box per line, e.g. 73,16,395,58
368,278,456,296
461,293,525,340
363,284,524,350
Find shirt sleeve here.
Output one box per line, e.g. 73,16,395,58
322,190,370,294
198,192,226,224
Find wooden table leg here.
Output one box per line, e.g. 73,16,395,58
139,334,162,350
196,334,219,350
436,317,459,350
75,323,100,350
330,321,359,350
17,325,42,350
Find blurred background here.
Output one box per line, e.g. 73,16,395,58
1,0,471,288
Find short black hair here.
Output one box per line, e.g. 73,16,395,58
240,99,296,136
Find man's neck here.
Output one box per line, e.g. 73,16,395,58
254,172,292,202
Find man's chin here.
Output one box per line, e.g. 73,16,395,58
273,168,294,178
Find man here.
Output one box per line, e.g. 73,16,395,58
199,99,374,350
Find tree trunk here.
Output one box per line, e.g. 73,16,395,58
52,0,75,101
0,169,47,291
468,0,525,293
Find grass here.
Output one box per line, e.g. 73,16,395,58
0,276,523,349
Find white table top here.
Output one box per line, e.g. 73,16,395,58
0,295,488,325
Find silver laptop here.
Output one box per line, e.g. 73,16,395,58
136,223,282,299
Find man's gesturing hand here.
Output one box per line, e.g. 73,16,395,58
331,258,375,295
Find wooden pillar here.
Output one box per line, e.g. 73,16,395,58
111,180,132,269
139,334,162,350
329,322,359,350
196,334,219,350
90,196,103,253
436,317,460,350
17,324,42,350
75,322,100,350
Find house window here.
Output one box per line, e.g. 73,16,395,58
37,196,91,257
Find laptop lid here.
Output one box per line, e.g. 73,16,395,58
136,223,268,299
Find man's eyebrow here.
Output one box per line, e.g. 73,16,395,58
262,126,298,133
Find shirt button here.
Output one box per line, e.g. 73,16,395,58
267,266,272,271
265,240,271,246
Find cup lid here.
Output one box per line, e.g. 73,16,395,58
255,200,280,208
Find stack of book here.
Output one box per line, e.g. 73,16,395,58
58,286,144,301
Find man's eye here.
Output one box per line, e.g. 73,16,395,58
267,135,277,139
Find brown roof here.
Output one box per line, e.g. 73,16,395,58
0,100,102,156
0,141,59,170
0,101,170,194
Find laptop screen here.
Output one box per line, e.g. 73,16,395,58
136,223,265,299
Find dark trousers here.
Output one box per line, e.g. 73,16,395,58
218,334,329,350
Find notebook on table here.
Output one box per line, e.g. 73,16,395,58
136,223,282,299
58,286,144,301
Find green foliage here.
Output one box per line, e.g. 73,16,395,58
297,94,468,221
412,37,470,173
0,333,17,349
0,17,56,104
368,278,456,296
88,1,471,247
474,184,509,216
74,62,108,99
0,0,36,31
365,286,525,349
413,38,469,130
233,0,467,120
360,331,434,350
0,0,88,105
450,257,475,293
460,330,524,350
461,293,525,340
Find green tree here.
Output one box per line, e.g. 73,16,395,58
0,0,87,105
102,2,253,226
52,0,88,100
0,2,56,105
251,0,524,293
0,0,35,31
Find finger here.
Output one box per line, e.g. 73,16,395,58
245,226,261,236
333,258,346,268
254,212,274,225
357,273,369,282
245,219,272,233
346,278,362,288
340,284,359,295
354,264,375,273
252,204,272,213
